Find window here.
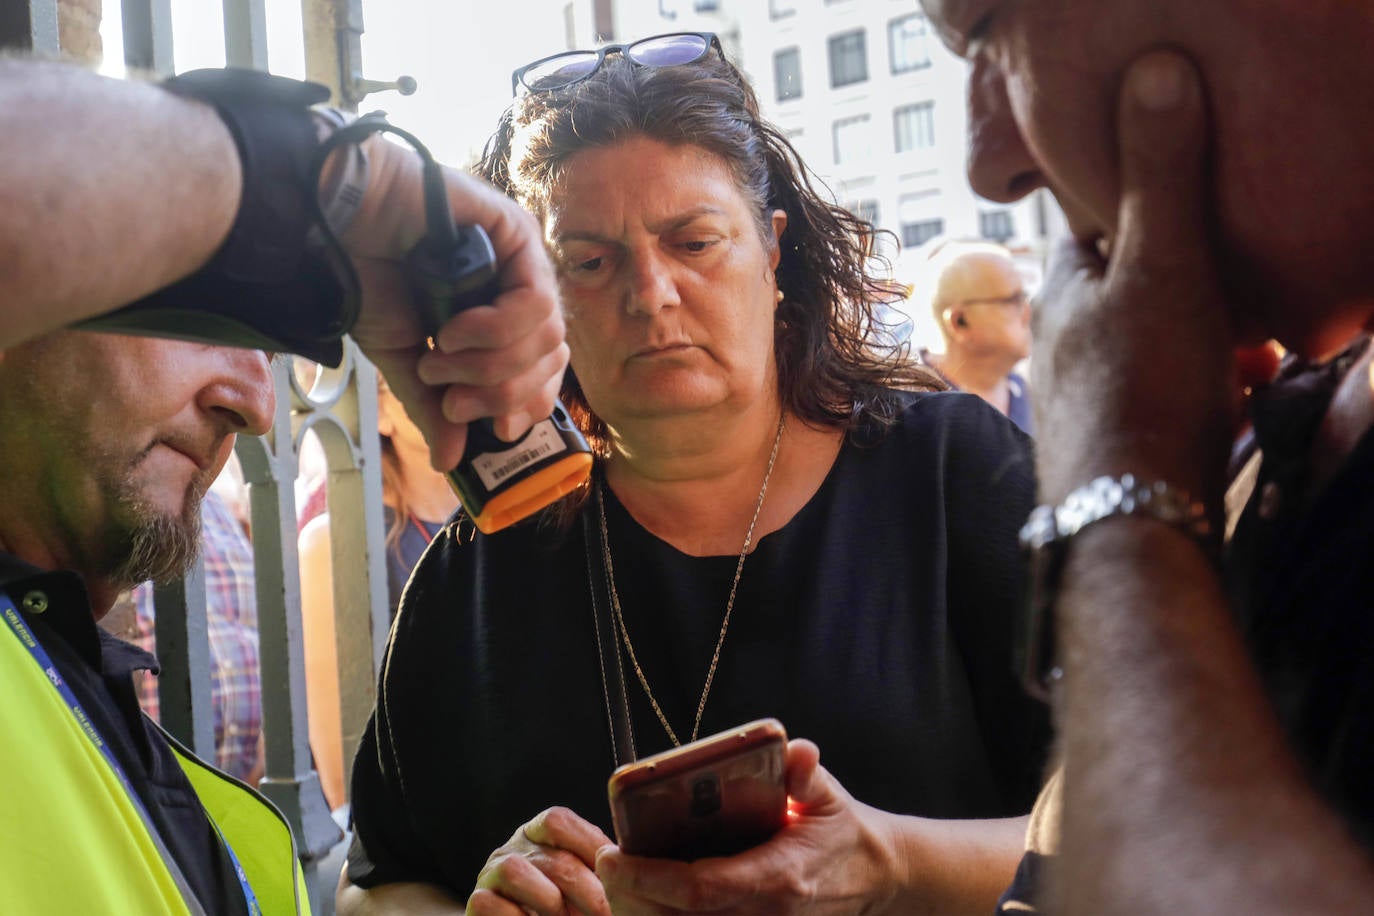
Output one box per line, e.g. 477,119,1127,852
832,114,872,165
774,47,802,102
828,30,868,88
889,14,932,74
894,102,935,153
846,200,880,253
851,199,880,228
980,210,1015,242
769,0,796,19
901,218,944,248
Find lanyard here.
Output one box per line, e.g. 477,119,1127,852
1,594,261,916
407,512,438,543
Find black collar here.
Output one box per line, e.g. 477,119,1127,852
1249,335,1372,482
0,551,157,677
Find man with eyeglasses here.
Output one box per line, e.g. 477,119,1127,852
920,241,1034,434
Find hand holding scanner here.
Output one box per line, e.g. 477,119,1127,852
407,215,592,534
312,114,593,533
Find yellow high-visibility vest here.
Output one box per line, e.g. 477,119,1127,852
1,600,311,915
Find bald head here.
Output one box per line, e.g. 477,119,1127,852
929,242,1020,324
922,240,1031,371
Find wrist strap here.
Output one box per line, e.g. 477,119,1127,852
583,503,636,770
79,68,359,367
1018,474,1214,698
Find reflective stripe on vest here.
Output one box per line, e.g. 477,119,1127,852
1,594,309,915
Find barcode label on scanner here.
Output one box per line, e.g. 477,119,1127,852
472,420,568,491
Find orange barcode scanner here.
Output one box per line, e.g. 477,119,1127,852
312,113,592,533
407,217,592,534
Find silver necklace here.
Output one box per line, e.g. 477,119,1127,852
595,413,785,746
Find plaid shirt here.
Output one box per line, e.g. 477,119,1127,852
132,490,262,781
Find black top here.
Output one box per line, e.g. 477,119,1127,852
0,554,248,915
1226,338,1374,848
348,391,1051,894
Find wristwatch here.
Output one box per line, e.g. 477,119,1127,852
1017,474,1213,698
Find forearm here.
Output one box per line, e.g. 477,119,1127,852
1055,519,1374,913
872,809,1029,916
335,874,463,916
0,58,239,347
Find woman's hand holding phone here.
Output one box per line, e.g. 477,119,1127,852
467,806,615,916
597,738,907,915
608,719,790,861
466,724,910,915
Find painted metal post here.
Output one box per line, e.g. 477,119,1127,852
152,557,217,760
0,0,59,54
237,360,344,913
222,0,268,70
121,0,174,73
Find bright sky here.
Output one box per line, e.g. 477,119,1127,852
100,0,574,166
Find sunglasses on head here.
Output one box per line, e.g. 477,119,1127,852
512,32,724,95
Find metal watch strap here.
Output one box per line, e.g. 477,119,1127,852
1017,474,1213,698
1020,474,1212,550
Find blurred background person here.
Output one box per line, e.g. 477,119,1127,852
298,374,459,810
919,241,1034,434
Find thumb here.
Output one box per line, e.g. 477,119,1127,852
1111,48,1211,278
784,739,830,808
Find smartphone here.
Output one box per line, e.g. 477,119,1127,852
607,718,788,860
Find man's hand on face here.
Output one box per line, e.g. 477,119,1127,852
1032,49,1237,507
339,141,569,473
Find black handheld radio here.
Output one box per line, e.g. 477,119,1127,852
320,115,592,534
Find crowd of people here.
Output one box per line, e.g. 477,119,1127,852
3,1,1374,914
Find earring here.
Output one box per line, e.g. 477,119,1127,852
775,288,784,304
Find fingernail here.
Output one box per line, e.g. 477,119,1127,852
1129,55,1188,111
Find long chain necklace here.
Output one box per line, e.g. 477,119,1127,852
595,413,785,747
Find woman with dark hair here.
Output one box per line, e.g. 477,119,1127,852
341,33,1047,916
